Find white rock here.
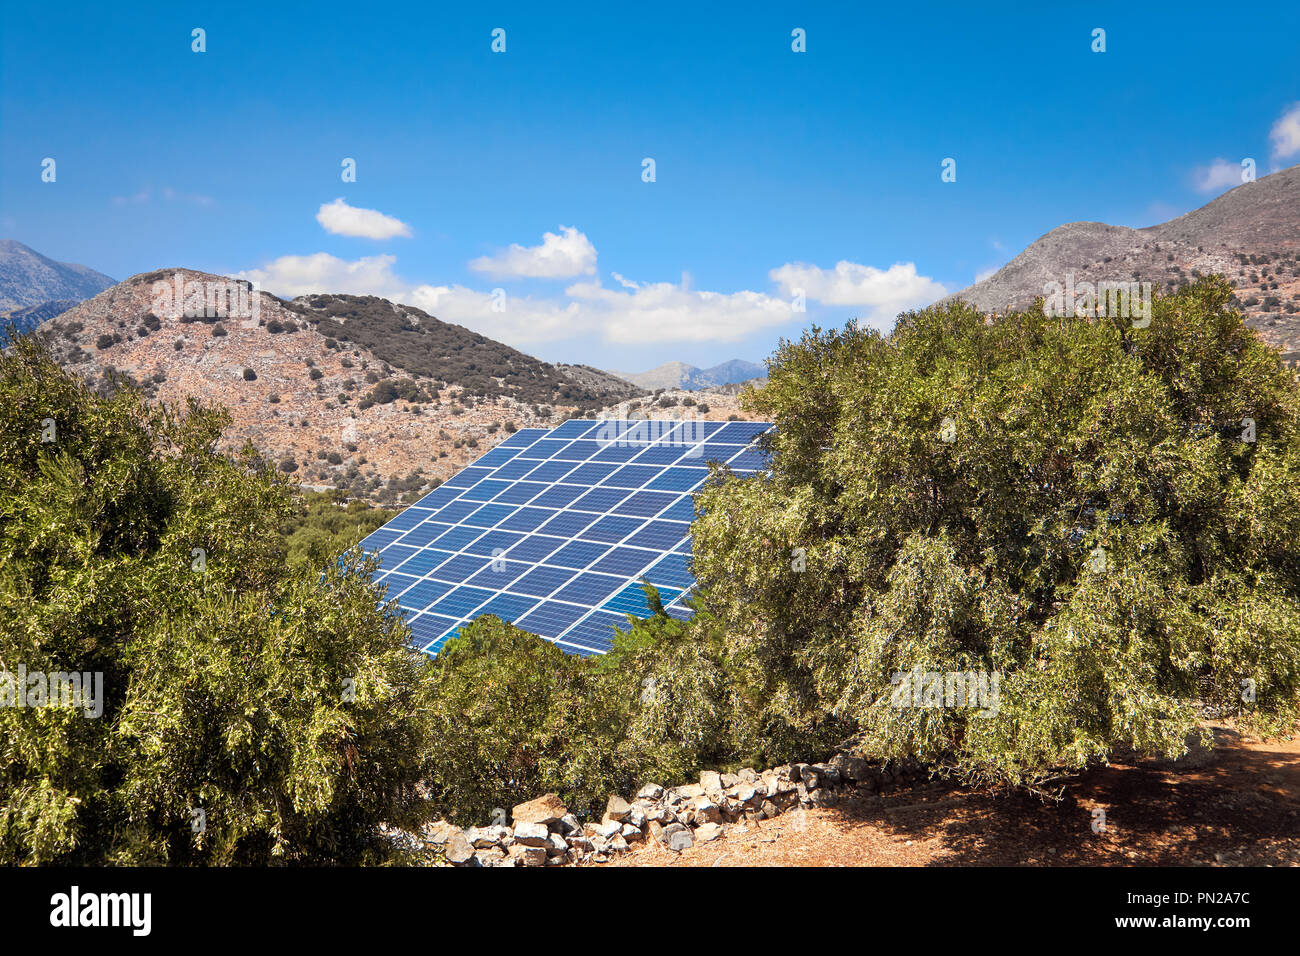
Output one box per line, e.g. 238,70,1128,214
513,821,550,846
474,846,507,866
591,820,622,840
566,835,594,853
508,844,547,867
443,830,475,865
465,825,509,848
695,822,724,842
662,823,694,852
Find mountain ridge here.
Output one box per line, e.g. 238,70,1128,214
944,164,1300,359
31,268,648,503
0,239,115,312
610,358,766,391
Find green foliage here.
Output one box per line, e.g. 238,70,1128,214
423,617,626,823
597,598,738,783
423,594,739,825
693,276,1300,787
281,490,395,573
0,337,437,864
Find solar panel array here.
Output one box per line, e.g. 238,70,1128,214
359,417,772,656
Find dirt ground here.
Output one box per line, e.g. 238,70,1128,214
604,724,1300,867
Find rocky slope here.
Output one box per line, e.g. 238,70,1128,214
0,298,81,346
947,163,1300,363
280,291,639,410
33,270,756,503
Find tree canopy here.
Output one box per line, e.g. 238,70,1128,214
0,338,437,863
5,275,1298,856
692,276,1300,787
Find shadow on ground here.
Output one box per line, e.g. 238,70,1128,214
824,726,1300,866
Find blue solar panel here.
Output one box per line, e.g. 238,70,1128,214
395,548,453,575
462,529,524,555
410,486,461,509
396,522,447,547
515,600,587,638
378,545,419,569
444,466,492,488
614,491,677,518
477,592,539,623
547,419,601,439
547,539,610,568
363,418,772,655
497,507,557,532
466,560,530,589
398,578,452,612
507,534,566,562
382,571,419,595
646,467,706,492
492,458,540,480
430,586,494,618
590,546,659,576
712,421,771,443
430,554,491,583
522,459,579,483
565,462,619,485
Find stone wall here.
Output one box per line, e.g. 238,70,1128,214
425,754,920,867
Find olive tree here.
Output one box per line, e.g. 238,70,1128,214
693,277,1300,787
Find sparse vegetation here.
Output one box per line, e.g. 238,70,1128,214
280,293,641,410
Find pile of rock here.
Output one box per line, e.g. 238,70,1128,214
427,754,917,867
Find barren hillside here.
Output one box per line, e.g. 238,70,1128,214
947,164,1300,363
34,270,761,503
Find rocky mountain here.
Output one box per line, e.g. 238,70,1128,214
0,299,81,347
33,269,650,504
280,292,639,410
946,163,1300,363
611,359,767,391
0,240,115,312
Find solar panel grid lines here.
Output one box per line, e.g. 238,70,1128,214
377,485,716,637
359,418,773,656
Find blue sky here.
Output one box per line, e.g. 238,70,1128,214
3,1,1299,372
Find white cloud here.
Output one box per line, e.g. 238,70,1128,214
563,275,794,344
112,185,214,207
405,284,587,343
238,253,412,300
1190,158,1248,194
1270,102,1300,162
769,260,948,328
315,198,412,239
112,187,152,206
975,266,999,283
242,244,947,347
162,186,215,206
240,252,795,346
469,226,598,279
